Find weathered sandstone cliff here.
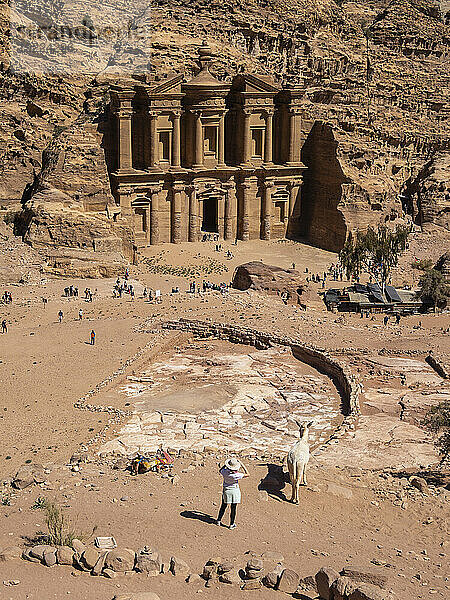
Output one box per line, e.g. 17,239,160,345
0,0,448,256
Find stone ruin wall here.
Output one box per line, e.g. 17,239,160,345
0,0,448,256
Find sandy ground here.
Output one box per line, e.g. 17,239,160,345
0,236,449,599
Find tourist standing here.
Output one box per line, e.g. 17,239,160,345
1,319,7,333
58,310,63,323
90,330,96,345
79,309,83,320
216,457,249,530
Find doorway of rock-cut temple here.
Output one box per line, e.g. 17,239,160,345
202,197,218,233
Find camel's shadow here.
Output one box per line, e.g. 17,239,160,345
258,463,291,503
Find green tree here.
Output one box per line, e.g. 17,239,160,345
423,399,450,459
417,268,450,311
339,224,411,292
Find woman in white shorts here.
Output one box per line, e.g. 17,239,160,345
216,457,249,529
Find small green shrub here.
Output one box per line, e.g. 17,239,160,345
32,496,48,510
44,501,81,547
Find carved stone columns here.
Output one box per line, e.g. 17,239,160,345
149,186,162,245
242,110,252,165
264,110,273,164
193,113,203,168
261,180,274,240
287,108,302,165
187,185,199,242
223,182,237,240
117,105,133,171
218,113,225,166
171,112,181,168
149,111,158,169
171,183,184,244
239,181,252,241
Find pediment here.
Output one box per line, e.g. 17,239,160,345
232,74,280,94
149,73,184,95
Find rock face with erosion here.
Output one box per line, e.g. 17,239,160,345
0,0,448,259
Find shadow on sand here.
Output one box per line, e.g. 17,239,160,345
258,463,291,503
180,510,216,525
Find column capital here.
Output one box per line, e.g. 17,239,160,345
116,107,133,119
263,108,275,117
262,179,275,189
240,181,253,190
222,181,235,190
172,182,185,193
289,107,302,116
242,108,253,117
171,110,182,119
148,110,159,118
148,184,163,195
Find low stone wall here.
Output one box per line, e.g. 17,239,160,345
73,330,191,452
161,319,361,453
1,541,391,599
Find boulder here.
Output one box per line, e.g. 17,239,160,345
105,548,136,573
103,568,118,579
341,566,388,589
242,579,262,590
348,583,393,600
262,571,280,588
135,547,162,576
169,556,190,577
71,539,86,555
246,557,264,579
232,262,311,307
186,573,203,584
56,546,75,566
331,576,359,600
219,568,242,585
12,464,42,489
409,476,428,493
92,552,107,576
22,548,41,563
43,549,57,567
29,545,56,561
218,560,233,574
81,547,100,570
315,566,340,599
202,557,222,580
277,568,300,593
0,546,22,562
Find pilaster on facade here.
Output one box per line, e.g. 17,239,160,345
186,184,200,242
262,179,275,241
171,181,185,244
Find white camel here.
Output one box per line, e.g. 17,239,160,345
287,420,313,504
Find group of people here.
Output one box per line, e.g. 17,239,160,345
383,314,402,326
328,263,345,281
64,285,79,297
113,279,135,299
2,291,13,304
202,233,220,243
83,288,95,302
